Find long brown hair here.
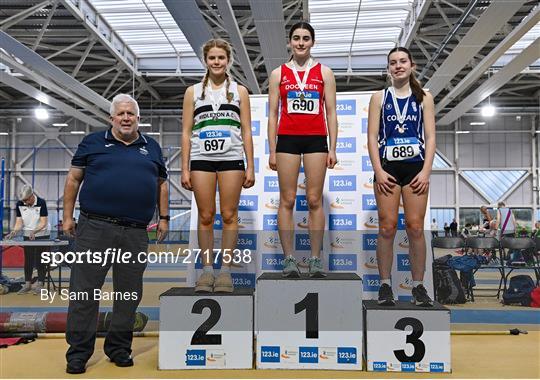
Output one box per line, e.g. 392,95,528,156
387,47,425,103
287,21,315,62
200,39,233,102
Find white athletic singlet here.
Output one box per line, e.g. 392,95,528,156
190,81,244,161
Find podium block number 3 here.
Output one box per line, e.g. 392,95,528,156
393,317,425,362
191,299,222,345
295,293,318,339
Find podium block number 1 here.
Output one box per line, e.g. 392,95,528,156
256,273,363,370
191,299,222,345
393,317,425,363
295,293,318,339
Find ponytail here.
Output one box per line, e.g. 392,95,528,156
409,72,425,104
225,72,232,103
201,69,209,100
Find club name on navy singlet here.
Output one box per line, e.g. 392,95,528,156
378,87,425,163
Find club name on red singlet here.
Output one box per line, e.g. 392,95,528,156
278,62,327,136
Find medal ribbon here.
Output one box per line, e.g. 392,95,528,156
207,80,225,119
291,58,313,94
389,86,411,125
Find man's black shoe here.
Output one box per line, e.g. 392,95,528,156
377,283,395,306
66,359,86,374
411,284,434,307
110,352,134,367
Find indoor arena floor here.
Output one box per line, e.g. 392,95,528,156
1,332,539,378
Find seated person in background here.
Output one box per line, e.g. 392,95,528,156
479,218,491,237
5,185,51,295
460,223,472,239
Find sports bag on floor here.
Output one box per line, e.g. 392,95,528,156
502,275,535,306
433,255,466,304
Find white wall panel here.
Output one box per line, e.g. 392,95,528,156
430,172,454,205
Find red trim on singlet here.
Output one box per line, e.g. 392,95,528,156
277,62,327,136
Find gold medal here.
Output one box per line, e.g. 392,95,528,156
300,92,305,101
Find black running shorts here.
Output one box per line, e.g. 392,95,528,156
276,135,328,155
373,160,424,187
190,160,245,172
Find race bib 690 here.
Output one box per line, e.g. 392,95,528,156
287,91,320,114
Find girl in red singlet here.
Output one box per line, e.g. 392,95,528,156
267,21,338,278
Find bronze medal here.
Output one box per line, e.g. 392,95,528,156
300,92,305,101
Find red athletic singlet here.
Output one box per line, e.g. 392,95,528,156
278,62,327,136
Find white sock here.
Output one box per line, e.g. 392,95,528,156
413,281,423,288
220,266,230,274
24,281,31,288
203,265,214,274
380,279,391,286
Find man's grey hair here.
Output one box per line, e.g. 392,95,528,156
18,184,33,201
110,94,139,117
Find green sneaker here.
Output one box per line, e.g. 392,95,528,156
308,257,326,278
282,256,300,278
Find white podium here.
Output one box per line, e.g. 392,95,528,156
256,273,363,370
159,287,254,369
363,300,451,373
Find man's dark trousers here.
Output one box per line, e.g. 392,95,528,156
65,214,148,363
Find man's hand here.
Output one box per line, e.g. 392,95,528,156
156,220,169,243
63,218,76,237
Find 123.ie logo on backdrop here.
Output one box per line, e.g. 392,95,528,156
329,214,357,231
238,195,258,211
335,137,356,153
264,177,279,192
236,234,257,250
329,176,356,192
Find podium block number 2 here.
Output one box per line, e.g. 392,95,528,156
295,293,318,339
393,317,425,362
191,299,222,345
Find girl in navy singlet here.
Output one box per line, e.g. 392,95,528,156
267,22,338,278
367,47,436,307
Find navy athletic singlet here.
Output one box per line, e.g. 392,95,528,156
378,87,425,163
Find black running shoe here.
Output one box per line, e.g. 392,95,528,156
377,283,395,306
411,284,434,307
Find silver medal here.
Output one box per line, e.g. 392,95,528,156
389,86,411,125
